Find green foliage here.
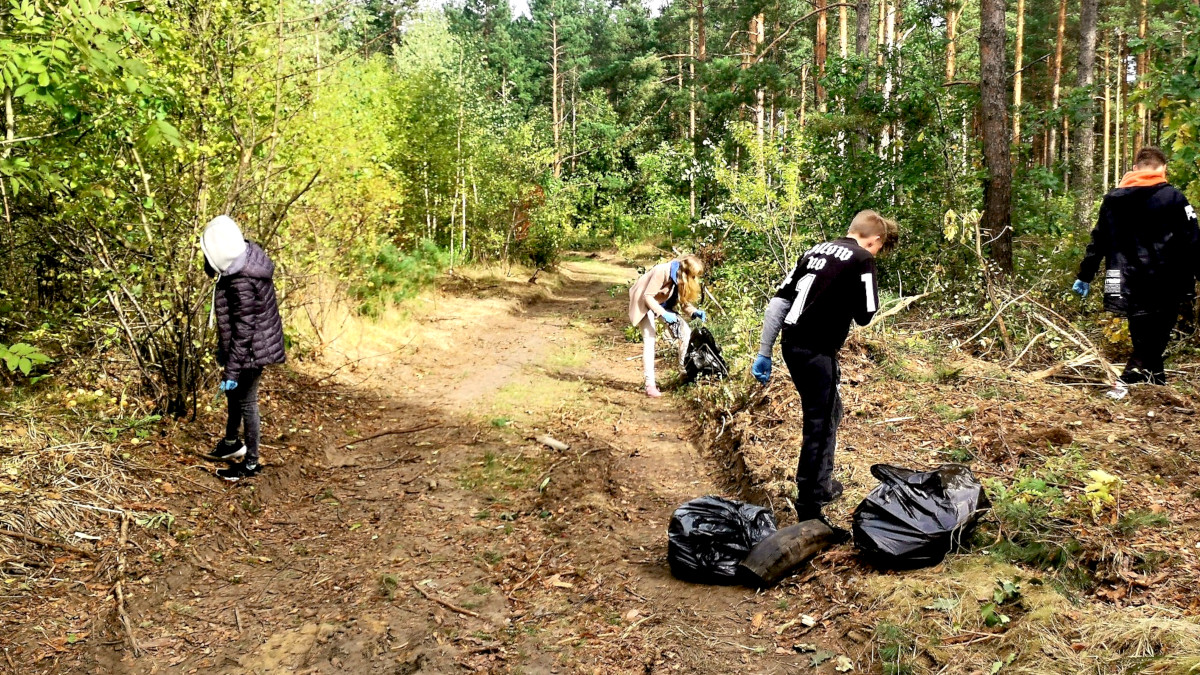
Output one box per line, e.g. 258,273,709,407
979,578,1020,628
0,342,51,376
1155,4,1200,205
352,240,449,316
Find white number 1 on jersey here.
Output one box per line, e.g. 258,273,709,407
862,273,876,312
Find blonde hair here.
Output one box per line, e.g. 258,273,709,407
676,254,705,306
849,210,900,254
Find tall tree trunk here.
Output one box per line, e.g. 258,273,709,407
1135,0,1148,154
816,0,828,109
1073,0,1098,229
689,17,697,219
855,0,871,57
1011,0,1025,144
1102,37,1111,195
980,0,1013,274
1049,0,1067,168
876,0,886,68
1113,29,1123,177
551,16,561,179
696,0,706,61
945,3,958,83
800,65,808,128
839,4,848,59
855,0,871,101
750,14,765,155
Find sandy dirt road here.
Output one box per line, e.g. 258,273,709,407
78,255,855,674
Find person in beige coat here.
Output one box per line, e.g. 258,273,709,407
628,255,706,397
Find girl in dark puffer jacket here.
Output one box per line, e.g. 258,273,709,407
200,215,286,481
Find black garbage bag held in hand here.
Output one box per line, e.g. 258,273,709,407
852,464,991,569
668,496,777,584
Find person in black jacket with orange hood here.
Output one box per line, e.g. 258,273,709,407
200,215,286,481
1073,147,1200,398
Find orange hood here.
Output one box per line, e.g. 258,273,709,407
1118,168,1167,188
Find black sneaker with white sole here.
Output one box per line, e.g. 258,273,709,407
217,462,260,482
207,439,246,462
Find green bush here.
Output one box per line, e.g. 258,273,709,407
351,239,449,316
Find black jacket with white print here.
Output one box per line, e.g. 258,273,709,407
1077,183,1199,317
772,237,879,355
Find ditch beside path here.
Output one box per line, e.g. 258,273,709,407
80,254,857,674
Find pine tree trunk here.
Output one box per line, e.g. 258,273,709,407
945,4,958,83
751,14,765,154
1012,0,1025,144
980,0,1013,274
1102,37,1111,195
551,16,561,179
816,0,828,109
689,17,697,219
876,0,886,69
1073,0,1098,229
1049,0,1067,168
1135,0,1148,154
855,0,871,56
839,4,848,59
1113,31,1123,178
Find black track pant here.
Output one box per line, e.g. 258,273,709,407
224,368,263,465
781,346,843,514
1121,312,1177,385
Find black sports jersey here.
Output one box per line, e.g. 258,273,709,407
774,237,879,354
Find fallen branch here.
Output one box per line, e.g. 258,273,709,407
339,422,441,449
1009,331,1047,369
1025,298,1121,383
113,512,142,656
866,292,931,329
621,613,655,639
0,528,96,559
1026,352,1100,382
412,581,481,618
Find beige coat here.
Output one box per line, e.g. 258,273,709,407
628,262,695,326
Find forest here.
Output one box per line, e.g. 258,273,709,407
4,0,1200,672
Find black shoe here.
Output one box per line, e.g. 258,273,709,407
207,439,246,462
795,505,852,545
217,461,260,482
828,479,844,502
816,513,852,545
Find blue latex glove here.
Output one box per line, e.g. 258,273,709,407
219,380,238,392
660,311,679,324
1072,280,1090,298
692,309,707,322
751,355,772,384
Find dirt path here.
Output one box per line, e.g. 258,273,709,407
80,255,854,674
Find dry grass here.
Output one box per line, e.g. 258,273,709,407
707,327,1200,673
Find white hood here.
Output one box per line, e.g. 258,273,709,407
200,215,247,274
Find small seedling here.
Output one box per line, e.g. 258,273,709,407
379,574,399,599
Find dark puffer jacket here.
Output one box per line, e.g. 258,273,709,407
1077,183,1200,316
214,242,286,381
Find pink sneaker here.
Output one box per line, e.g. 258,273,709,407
645,384,662,398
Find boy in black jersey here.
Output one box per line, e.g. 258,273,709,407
752,211,899,527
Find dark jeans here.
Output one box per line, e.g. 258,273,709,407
1122,312,1177,385
224,368,263,465
781,346,843,514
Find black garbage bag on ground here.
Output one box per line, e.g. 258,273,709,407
681,326,729,383
668,496,777,584
852,463,991,569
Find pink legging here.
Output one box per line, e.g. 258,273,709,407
639,314,692,387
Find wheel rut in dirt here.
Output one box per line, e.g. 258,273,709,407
79,255,851,674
